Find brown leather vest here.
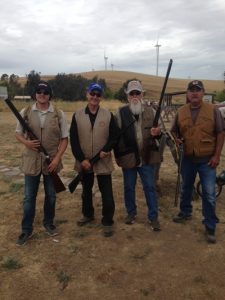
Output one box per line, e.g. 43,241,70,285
178,102,216,157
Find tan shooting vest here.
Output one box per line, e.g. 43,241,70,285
74,107,114,175
21,106,63,175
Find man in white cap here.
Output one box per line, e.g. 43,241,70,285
114,80,162,230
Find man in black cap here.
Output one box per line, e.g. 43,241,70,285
15,81,68,245
171,80,225,243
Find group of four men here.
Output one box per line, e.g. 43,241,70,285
15,79,225,245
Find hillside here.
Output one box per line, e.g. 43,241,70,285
18,70,224,99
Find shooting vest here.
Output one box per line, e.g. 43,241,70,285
21,105,63,175
74,107,114,175
114,104,160,168
178,102,216,157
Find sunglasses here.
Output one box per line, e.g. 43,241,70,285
36,90,50,95
129,90,141,96
90,92,102,97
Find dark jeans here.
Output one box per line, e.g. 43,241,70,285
21,173,56,234
81,173,115,226
180,157,218,230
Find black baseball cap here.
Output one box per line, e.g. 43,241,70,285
187,80,204,90
35,81,53,99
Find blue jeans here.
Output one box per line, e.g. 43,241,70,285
180,157,218,230
122,165,158,221
21,173,56,234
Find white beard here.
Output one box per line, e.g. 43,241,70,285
129,100,142,115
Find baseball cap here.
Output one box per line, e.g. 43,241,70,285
187,80,204,90
87,83,103,93
125,80,144,94
35,81,53,98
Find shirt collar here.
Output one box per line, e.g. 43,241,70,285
32,102,54,112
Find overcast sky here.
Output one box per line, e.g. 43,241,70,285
0,0,224,80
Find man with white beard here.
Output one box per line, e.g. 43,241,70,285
114,80,162,231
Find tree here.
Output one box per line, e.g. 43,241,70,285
0,73,23,98
8,74,23,98
24,70,41,97
49,74,111,101
1,74,9,84
215,90,225,103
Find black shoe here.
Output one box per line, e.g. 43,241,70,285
103,225,114,237
149,218,161,231
125,214,136,225
173,212,192,223
16,232,33,246
44,224,58,236
205,227,216,244
77,216,94,226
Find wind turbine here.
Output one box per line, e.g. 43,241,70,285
104,50,108,71
155,37,161,76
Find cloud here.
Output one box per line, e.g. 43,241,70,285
0,0,225,80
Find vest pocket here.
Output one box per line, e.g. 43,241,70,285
21,152,40,175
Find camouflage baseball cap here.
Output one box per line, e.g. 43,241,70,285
125,80,144,94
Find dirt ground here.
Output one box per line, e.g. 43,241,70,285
0,111,225,300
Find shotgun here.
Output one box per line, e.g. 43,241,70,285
145,59,173,151
4,97,66,193
153,59,173,128
174,142,184,207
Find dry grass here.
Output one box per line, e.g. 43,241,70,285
0,99,123,114
0,104,225,299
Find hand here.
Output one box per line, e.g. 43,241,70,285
25,139,40,151
208,155,220,169
81,159,91,171
48,156,60,173
150,127,161,136
175,137,184,146
100,151,110,159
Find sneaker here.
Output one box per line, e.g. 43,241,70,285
77,216,94,226
16,232,33,246
205,227,216,244
44,224,58,236
103,225,114,237
173,212,192,223
125,214,136,225
149,218,161,231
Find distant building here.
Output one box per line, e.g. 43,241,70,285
0,86,8,99
14,96,31,101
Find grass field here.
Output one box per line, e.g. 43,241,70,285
0,99,225,299
0,70,225,299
